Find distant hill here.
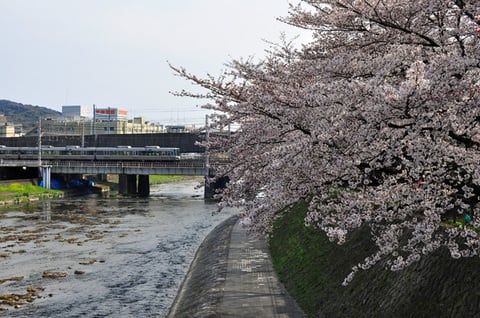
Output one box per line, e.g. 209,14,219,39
0,100,61,131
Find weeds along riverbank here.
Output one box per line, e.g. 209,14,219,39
0,183,63,207
269,201,480,318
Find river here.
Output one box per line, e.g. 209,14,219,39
0,181,237,317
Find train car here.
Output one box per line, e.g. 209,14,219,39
180,152,204,160
1,146,41,160
140,146,181,161
59,146,96,160
93,146,181,161
0,146,22,160
0,145,181,161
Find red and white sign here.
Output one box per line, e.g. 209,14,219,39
95,108,129,120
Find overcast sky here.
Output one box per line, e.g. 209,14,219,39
0,0,307,126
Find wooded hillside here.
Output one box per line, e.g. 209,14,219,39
0,100,61,130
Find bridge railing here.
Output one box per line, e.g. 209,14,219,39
0,160,41,167
0,159,225,176
44,160,207,169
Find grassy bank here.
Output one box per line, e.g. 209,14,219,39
269,201,375,316
269,201,480,318
0,183,63,205
149,175,203,184
106,175,203,185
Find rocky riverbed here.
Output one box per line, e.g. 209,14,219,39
0,182,236,317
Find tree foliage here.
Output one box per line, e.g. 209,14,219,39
172,0,480,283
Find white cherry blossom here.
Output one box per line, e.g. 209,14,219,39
173,0,480,283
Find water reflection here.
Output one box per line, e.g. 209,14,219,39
0,182,236,317
41,201,51,223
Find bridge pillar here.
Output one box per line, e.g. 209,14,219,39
138,175,150,197
119,174,146,196
119,174,128,195
41,166,52,189
127,175,137,195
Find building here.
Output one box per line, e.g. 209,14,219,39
39,104,165,135
62,105,89,120
90,119,163,134
39,118,163,136
0,124,16,137
0,114,21,137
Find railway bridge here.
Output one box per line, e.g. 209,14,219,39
0,158,226,199
0,132,231,198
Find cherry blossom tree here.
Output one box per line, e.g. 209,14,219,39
172,0,480,283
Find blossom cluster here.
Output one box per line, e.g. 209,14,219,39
173,0,480,284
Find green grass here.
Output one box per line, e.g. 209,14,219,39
269,201,377,317
0,183,61,194
149,175,203,184
0,183,62,202
269,201,332,315
269,201,480,318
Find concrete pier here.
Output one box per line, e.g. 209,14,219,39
118,174,150,196
137,175,149,197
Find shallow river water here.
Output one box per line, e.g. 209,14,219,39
0,181,237,317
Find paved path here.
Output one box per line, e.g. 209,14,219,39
167,216,305,317
218,221,305,317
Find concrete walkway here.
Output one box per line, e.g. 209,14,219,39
217,221,305,317
167,216,305,317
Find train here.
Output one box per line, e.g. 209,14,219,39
0,145,182,161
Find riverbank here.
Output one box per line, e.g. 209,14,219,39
269,201,480,318
167,215,238,317
94,175,203,196
0,175,203,205
103,175,203,187
150,175,203,185
0,182,63,209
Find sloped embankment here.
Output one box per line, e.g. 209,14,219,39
269,201,480,318
167,215,239,318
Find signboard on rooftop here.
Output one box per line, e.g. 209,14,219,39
95,108,128,121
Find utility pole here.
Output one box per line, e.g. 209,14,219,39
91,104,96,136
81,118,85,148
93,104,98,146
38,117,42,170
